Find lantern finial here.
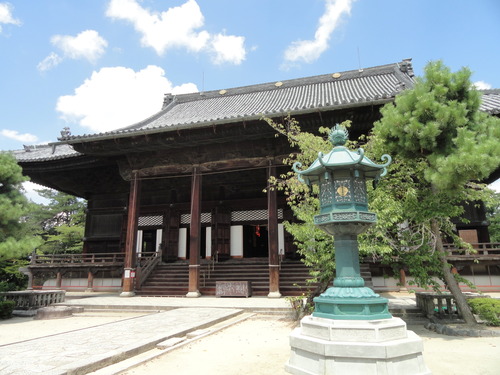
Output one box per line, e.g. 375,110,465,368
329,124,349,146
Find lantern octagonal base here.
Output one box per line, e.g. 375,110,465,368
313,287,392,320
314,212,376,235
286,315,431,375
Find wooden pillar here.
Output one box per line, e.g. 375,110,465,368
267,165,281,298
86,270,95,293
187,167,202,297
121,173,141,297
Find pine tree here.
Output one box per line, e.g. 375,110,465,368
0,153,41,260
370,61,500,324
30,189,86,254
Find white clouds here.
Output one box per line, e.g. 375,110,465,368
284,0,354,65
22,182,50,204
51,30,108,63
1,129,38,143
211,34,246,65
38,30,107,71
106,0,246,65
56,65,198,132
37,52,63,72
0,2,21,32
474,81,493,90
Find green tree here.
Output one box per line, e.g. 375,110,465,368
0,153,41,260
264,117,366,306
31,189,86,254
485,192,500,243
369,61,500,324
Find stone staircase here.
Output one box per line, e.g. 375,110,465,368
137,260,375,297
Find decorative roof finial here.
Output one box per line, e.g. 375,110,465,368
328,124,349,147
58,127,71,140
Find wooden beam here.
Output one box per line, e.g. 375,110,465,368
119,156,288,180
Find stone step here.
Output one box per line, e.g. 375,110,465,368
139,260,374,297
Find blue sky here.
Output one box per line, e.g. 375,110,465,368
1,0,499,197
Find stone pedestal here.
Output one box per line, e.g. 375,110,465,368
286,316,431,375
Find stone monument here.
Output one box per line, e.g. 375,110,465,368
285,125,431,375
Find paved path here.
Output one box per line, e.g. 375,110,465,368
57,291,419,312
0,308,241,375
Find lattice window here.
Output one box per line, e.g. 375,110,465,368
180,209,284,224
180,212,212,224
138,215,163,227
353,178,367,203
231,209,283,222
319,179,334,207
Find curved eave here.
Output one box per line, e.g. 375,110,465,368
10,144,82,164
57,97,395,146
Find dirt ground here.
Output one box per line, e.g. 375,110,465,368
121,315,295,375
2,312,499,375
119,315,500,375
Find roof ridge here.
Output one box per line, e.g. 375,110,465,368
480,89,500,94
57,59,417,143
168,59,413,104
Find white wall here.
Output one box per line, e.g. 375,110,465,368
205,227,212,258
156,229,162,252
136,230,143,253
230,225,244,257
178,228,187,258
278,224,285,255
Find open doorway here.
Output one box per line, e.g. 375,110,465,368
140,229,157,253
185,227,207,259
243,224,268,258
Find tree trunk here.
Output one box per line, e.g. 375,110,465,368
431,219,477,325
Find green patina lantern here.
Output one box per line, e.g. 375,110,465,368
293,124,392,320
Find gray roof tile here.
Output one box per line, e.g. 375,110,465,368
59,60,416,142
11,144,81,162
12,59,500,163
480,90,500,114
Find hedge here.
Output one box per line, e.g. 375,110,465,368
0,300,15,319
468,298,500,326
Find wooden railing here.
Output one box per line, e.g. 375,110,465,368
443,242,500,259
136,251,162,288
30,252,125,265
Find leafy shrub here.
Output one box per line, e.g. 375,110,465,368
0,300,15,319
468,298,500,326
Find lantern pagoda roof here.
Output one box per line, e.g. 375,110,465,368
293,125,391,182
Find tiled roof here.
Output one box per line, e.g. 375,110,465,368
12,59,500,164
11,143,81,163
480,90,500,114
58,59,416,143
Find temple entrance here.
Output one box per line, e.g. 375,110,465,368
243,224,268,258
141,229,157,253
185,227,207,259
137,229,162,254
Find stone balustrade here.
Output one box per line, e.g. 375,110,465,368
416,291,484,319
1,290,66,310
